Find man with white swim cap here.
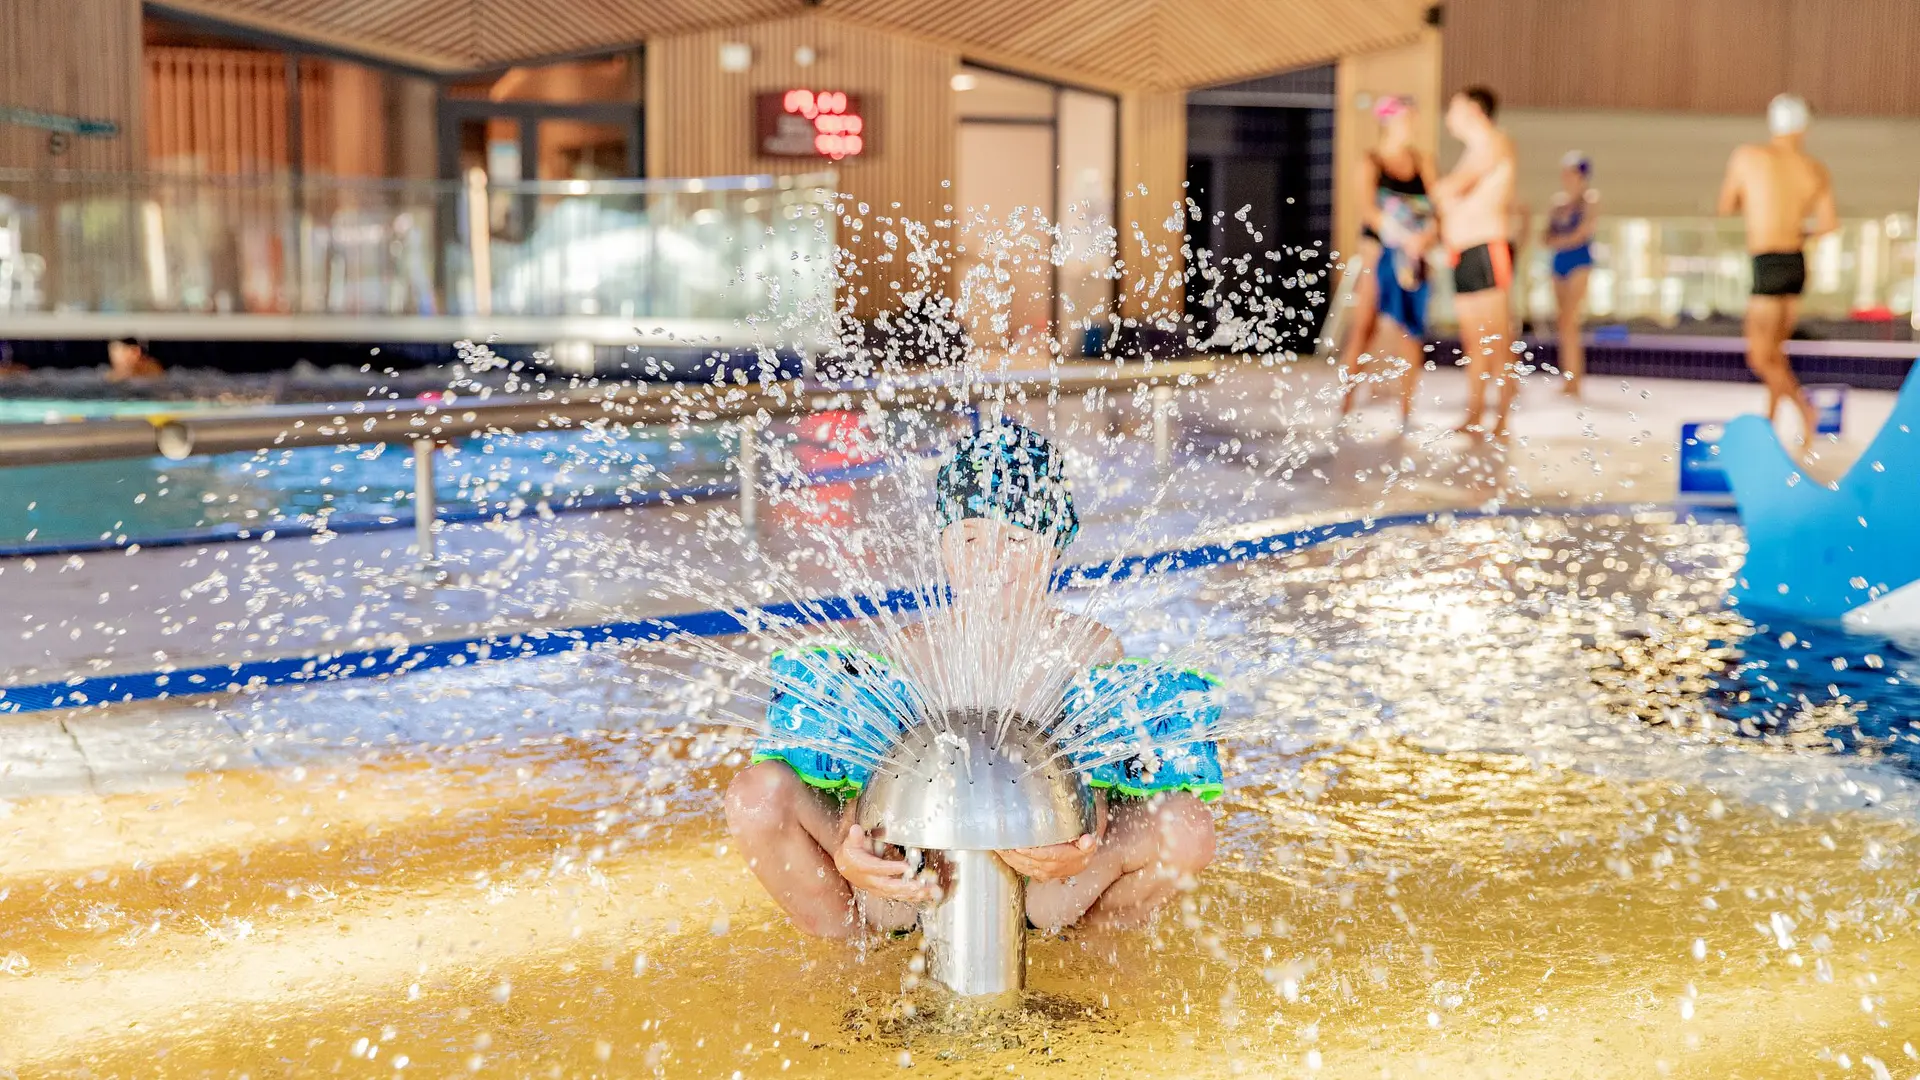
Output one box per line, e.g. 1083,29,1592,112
1717,92,1837,448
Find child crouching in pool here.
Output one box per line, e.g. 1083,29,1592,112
724,420,1219,939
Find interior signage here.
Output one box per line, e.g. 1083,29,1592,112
756,90,866,160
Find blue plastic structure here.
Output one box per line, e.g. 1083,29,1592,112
1719,364,1920,620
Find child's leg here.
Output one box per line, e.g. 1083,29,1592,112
724,760,918,939
1024,792,1215,931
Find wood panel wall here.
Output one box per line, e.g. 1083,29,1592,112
323,61,388,177
0,0,143,170
647,12,956,317
1443,0,1920,116
1491,107,1920,218
1118,90,1187,321
1333,30,1442,260
146,50,393,176
146,48,292,174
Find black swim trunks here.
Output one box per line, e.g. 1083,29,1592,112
1751,251,1806,297
1451,240,1513,296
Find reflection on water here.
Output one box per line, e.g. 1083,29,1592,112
0,416,731,548
4,516,1918,1077
1585,602,1920,773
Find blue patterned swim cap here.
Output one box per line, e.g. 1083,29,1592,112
935,419,1079,551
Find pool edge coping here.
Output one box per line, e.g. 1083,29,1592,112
0,500,1741,717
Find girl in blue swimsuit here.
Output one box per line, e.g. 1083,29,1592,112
1544,151,1600,396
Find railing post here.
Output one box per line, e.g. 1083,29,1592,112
1912,183,1920,334
465,167,492,317
736,417,760,537
412,437,442,581
1151,384,1174,467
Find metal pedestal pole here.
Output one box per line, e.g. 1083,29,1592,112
924,849,1026,998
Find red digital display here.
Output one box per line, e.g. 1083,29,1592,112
755,90,867,160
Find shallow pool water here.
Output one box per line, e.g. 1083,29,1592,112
3,515,1917,1078
0,400,734,549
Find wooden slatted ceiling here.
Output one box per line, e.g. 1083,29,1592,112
159,0,1424,90
819,0,1427,90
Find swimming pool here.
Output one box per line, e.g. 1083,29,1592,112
0,398,735,551
3,511,1916,1076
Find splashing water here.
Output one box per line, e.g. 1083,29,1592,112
3,190,1919,1078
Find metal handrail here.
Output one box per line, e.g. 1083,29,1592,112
0,167,837,197
0,359,1215,466
0,358,1217,570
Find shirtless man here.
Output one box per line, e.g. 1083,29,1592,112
1717,93,1838,447
1431,86,1519,438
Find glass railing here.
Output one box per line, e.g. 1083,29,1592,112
0,170,837,327
1420,214,1918,331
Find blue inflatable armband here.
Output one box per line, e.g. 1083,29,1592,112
1064,660,1226,802
751,646,919,795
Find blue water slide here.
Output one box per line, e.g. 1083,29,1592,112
1721,362,1920,620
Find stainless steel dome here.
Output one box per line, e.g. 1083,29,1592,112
857,707,1094,851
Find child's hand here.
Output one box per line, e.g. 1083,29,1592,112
999,793,1107,881
835,823,940,904
998,835,1098,881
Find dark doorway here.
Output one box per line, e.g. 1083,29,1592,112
1185,66,1335,355
437,53,645,182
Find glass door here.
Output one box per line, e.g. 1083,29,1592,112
456,116,527,242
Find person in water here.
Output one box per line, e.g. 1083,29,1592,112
1718,92,1837,449
1338,94,1438,431
1544,151,1599,396
724,420,1220,939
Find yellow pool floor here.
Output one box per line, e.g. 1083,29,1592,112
4,732,1916,1079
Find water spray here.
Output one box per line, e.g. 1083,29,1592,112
858,707,1094,998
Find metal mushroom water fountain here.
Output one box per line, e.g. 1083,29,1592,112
858,708,1094,998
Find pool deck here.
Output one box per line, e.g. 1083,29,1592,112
0,363,1900,796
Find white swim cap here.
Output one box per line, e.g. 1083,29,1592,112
1560,150,1591,176
1768,93,1809,136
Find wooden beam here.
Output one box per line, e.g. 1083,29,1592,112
1117,88,1187,322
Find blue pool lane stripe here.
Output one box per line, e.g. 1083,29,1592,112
1056,503,1736,588
0,503,1738,715
0,585,932,714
